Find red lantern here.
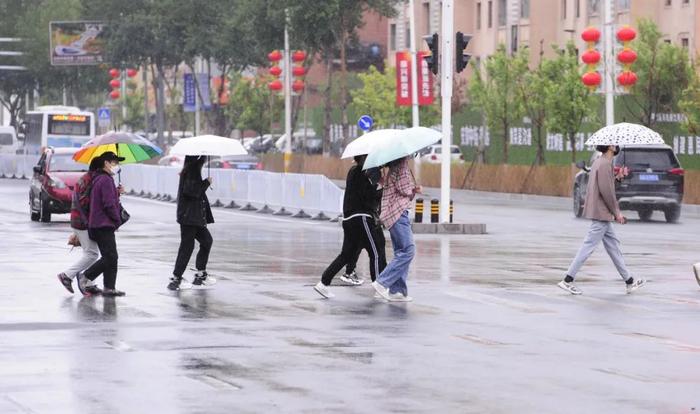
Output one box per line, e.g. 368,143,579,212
126,68,138,78
109,79,121,88
269,66,282,77
616,26,636,43
617,49,637,64
581,50,601,65
292,79,305,92
581,71,602,87
268,80,283,91
268,50,282,62
292,50,307,63
581,27,601,43
109,90,120,99
617,71,638,86
109,68,120,78
292,66,306,77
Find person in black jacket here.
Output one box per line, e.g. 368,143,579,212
314,155,386,299
168,155,216,291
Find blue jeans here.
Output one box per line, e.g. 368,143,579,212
377,211,415,295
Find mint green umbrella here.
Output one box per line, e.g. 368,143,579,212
363,127,441,170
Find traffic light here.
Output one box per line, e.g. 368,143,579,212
423,33,438,75
455,32,472,73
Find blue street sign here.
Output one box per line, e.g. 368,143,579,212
357,115,373,131
97,107,111,127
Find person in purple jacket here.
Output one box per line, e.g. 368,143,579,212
77,152,126,297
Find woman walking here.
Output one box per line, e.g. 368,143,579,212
77,152,126,297
56,156,104,295
168,155,216,291
314,155,386,298
372,156,421,302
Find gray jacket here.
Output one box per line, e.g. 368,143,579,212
583,156,620,221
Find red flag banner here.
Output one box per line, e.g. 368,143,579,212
395,51,412,106
417,51,434,106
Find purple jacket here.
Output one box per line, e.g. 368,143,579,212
88,172,121,229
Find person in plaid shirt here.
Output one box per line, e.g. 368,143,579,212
56,156,104,295
372,156,421,302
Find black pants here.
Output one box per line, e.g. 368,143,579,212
85,227,118,289
173,225,213,278
322,216,386,285
345,248,362,274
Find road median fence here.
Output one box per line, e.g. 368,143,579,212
0,155,344,219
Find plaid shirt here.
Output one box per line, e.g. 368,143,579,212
380,158,416,229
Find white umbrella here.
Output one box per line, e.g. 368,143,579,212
341,129,401,159
585,123,665,146
170,135,248,157
363,127,441,170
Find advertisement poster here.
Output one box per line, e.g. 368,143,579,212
50,21,106,66
395,51,412,106
416,51,434,106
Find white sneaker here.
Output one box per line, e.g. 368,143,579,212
693,263,700,287
313,282,334,299
557,280,582,295
626,278,646,294
372,281,391,300
338,271,364,286
388,292,413,302
179,279,193,290
373,292,383,299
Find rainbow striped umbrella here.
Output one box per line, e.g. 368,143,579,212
72,131,162,164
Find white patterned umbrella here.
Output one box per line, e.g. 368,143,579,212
585,123,665,146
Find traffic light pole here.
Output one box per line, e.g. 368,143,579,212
408,0,419,128
439,0,453,223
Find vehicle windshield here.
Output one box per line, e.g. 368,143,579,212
49,154,88,172
0,133,13,145
617,149,679,170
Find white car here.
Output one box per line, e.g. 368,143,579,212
0,126,19,154
420,145,464,163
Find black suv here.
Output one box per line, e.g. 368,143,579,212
573,145,684,223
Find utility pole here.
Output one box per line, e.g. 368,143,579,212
408,0,419,128
440,0,453,223
284,9,292,173
603,0,615,126
143,63,149,134
194,57,200,136
121,69,127,130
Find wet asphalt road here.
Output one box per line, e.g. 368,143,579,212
0,178,699,414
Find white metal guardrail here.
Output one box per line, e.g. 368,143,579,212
0,156,343,219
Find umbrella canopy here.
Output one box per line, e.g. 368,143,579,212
341,129,401,159
170,135,248,157
585,123,665,146
73,131,163,164
363,127,441,170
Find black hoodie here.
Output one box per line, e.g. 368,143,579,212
342,165,381,218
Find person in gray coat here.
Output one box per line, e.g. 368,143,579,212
558,144,646,295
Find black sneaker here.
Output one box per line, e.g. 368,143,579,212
57,273,74,294
76,271,92,297
167,276,192,291
193,271,216,286
84,285,103,296
102,289,126,297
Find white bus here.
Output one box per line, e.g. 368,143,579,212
20,105,96,155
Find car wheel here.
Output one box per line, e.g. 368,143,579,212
573,185,584,218
29,194,40,222
664,205,681,223
39,193,52,223
638,209,653,222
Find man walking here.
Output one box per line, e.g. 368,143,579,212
558,145,646,295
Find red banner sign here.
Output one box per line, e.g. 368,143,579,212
417,51,434,105
395,51,434,106
395,51,412,106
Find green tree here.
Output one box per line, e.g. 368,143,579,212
544,43,598,163
679,67,700,135
469,45,528,164
227,75,283,137
624,19,693,128
517,42,549,165
350,65,438,129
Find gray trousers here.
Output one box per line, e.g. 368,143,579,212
566,220,631,281
63,229,99,285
